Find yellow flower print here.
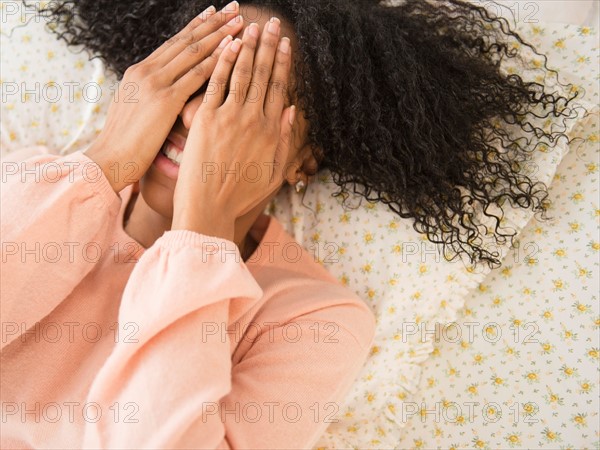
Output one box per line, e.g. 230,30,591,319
412,439,424,449
571,412,587,428
576,265,592,279
586,347,599,360
561,327,578,341
544,388,564,406
568,221,580,232
473,353,484,365
552,279,565,290
471,437,488,449
505,433,522,447
578,380,592,394
553,248,566,258
531,25,544,35
553,38,566,49
573,301,591,313
560,364,578,378
523,402,537,416
339,212,350,224
570,192,584,202
540,342,553,354
541,427,561,443
524,370,540,383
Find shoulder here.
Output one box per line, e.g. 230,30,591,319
246,214,376,352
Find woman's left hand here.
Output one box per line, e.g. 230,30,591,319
172,18,295,244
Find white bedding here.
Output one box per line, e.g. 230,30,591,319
1,1,598,448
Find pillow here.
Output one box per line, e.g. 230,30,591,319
1,3,596,448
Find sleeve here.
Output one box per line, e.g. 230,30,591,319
0,150,123,351
81,230,375,450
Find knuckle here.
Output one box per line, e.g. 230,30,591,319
144,74,162,92
275,49,290,65
214,74,230,87
191,63,209,80
243,37,258,52
234,64,253,79
261,38,278,50
186,41,201,54
241,113,259,128
253,63,272,79
181,32,196,46
165,36,178,47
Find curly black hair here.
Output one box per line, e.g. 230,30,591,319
31,0,589,269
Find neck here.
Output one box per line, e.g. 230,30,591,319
123,192,271,261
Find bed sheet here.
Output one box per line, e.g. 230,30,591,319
396,14,600,450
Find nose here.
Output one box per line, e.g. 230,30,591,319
178,94,205,131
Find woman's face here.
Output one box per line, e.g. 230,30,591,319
140,5,316,220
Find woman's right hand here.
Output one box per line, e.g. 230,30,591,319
85,1,244,193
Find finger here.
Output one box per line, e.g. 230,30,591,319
264,37,292,119
225,22,260,106
204,38,242,110
146,4,218,64
270,105,296,187
162,13,244,82
247,17,281,113
175,34,232,97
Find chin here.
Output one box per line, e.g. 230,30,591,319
139,166,176,219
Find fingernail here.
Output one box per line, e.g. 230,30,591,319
278,37,290,54
289,105,296,125
230,38,242,53
267,17,280,35
218,35,232,48
248,22,260,39
198,5,216,19
226,15,242,27
223,1,239,12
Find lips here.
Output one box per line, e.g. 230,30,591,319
166,132,187,152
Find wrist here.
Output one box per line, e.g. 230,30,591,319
84,141,138,193
171,210,235,244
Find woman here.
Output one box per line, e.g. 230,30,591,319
1,0,585,448
2,3,376,449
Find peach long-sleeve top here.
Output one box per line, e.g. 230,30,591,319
0,150,376,449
